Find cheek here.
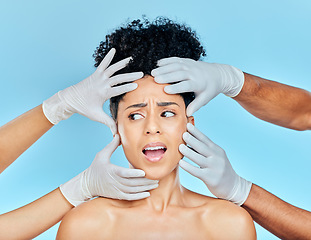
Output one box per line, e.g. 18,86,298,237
118,119,137,145
117,123,133,153
163,117,187,155
174,117,187,140
118,122,142,164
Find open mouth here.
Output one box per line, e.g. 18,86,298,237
142,143,167,162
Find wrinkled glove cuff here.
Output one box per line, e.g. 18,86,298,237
217,64,245,98
59,171,91,207
227,176,252,206
42,92,74,125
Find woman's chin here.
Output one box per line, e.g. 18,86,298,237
144,166,178,180
144,172,164,180
127,158,180,180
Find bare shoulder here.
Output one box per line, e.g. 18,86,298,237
56,197,115,240
203,198,256,239
183,189,256,239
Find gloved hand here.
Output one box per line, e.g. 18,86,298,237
60,134,159,206
179,123,251,206
43,48,143,134
151,57,244,116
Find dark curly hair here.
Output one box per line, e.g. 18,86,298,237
93,17,206,120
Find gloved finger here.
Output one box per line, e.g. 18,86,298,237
97,48,116,73
117,175,159,187
118,183,159,194
157,57,183,67
109,72,143,86
114,167,146,178
164,81,195,94
186,95,206,116
154,71,189,84
96,134,120,161
182,132,212,157
110,83,138,97
121,192,151,201
179,144,207,167
186,123,216,148
178,159,202,179
151,63,184,77
105,57,132,78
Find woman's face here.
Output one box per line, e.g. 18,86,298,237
117,76,194,180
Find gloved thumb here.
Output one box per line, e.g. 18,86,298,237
186,93,215,116
97,134,120,163
92,110,117,135
186,95,205,116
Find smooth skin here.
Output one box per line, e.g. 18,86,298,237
57,76,256,240
57,187,255,240
0,105,53,174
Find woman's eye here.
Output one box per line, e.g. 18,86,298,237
161,111,175,118
129,113,143,120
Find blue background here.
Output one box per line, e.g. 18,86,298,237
0,0,310,239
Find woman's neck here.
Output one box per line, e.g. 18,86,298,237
140,167,186,212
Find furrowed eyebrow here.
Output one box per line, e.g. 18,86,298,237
125,103,147,110
157,102,180,107
125,101,179,110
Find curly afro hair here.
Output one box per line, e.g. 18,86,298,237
93,17,206,120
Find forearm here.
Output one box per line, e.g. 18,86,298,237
0,105,53,173
233,73,311,130
0,188,73,240
242,184,311,240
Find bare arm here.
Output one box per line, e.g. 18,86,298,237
0,188,73,240
242,184,311,240
0,105,53,173
233,73,311,131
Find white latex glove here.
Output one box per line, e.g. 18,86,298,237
151,57,244,116
179,123,252,206
43,48,143,134
60,134,159,206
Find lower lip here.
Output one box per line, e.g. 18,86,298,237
143,151,165,163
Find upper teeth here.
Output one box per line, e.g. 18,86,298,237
144,146,165,151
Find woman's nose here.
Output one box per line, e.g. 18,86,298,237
145,117,161,135
146,130,160,134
